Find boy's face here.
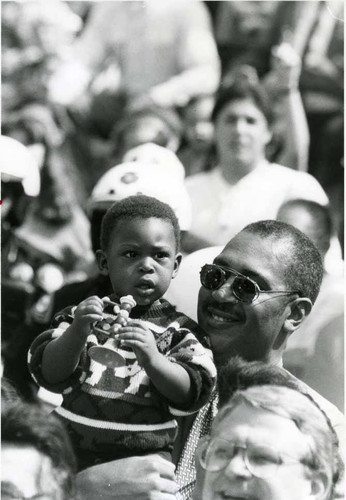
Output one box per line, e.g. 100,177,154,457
97,217,181,306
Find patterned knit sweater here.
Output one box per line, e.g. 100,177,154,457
28,299,216,467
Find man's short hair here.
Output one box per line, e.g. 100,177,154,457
242,220,323,304
100,194,181,252
277,199,333,259
213,384,342,498
211,79,273,126
2,401,77,499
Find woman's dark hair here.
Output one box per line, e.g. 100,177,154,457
212,79,273,126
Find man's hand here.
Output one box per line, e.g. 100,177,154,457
76,454,179,500
73,296,104,339
116,320,160,368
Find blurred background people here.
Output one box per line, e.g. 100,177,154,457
178,95,215,177
2,400,77,500
109,105,183,166
278,199,344,411
48,0,220,139
184,77,329,253
213,1,284,77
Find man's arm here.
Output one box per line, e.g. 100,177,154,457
76,455,178,500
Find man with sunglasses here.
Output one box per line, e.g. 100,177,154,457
75,220,345,500
174,220,345,499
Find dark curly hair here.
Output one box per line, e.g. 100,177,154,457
100,194,181,252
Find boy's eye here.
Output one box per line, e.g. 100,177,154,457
123,250,137,258
155,252,169,260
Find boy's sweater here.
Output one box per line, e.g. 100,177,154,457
28,299,216,464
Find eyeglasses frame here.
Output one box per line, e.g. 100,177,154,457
200,263,300,303
198,436,311,479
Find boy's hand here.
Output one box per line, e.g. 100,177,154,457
73,296,104,339
116,320,160,368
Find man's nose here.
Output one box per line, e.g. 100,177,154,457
138,257,154,272
211,279,236,303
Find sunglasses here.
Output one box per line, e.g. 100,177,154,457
200,264,300,304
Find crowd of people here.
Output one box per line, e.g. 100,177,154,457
1,1,344,499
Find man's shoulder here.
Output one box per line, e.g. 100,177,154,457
285,370,345,429
302,382,345,427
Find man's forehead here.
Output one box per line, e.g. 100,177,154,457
221,231,286,259
217,231,263,262
214,403,307,452
215,231,287,281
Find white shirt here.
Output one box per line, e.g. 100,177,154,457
186,161,329,246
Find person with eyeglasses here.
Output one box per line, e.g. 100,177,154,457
193,384,342,500
73,219,345,500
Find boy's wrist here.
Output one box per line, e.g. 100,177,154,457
142,351,166,376
70,321,90,341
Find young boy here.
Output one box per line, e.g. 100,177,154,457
28,195,216,470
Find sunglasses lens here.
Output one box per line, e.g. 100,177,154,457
201,265,224,290
233,276,257,303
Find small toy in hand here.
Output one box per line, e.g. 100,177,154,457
88,295,136,368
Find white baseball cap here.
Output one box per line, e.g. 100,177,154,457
89,160,191,231
123,143,185,182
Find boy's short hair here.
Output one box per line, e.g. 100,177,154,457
100,195,181,252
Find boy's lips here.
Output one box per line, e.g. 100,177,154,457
134,279,156,296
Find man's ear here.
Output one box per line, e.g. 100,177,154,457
274,297,312,351
172,253,182,279
284,297,312,335
96,249,109,276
